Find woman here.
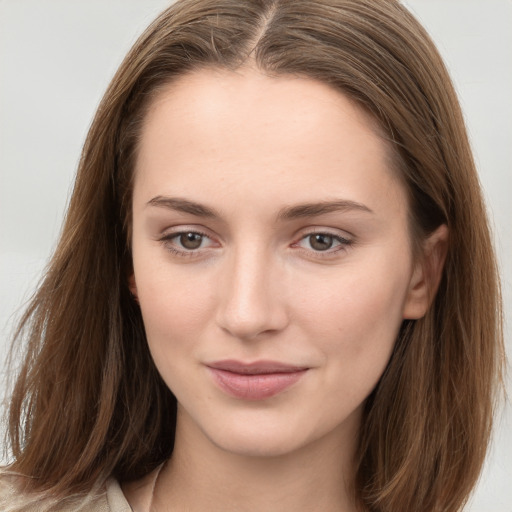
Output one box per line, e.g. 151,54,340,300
0,0,504,511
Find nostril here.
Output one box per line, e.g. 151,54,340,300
215,287,288,340
215,252,289,339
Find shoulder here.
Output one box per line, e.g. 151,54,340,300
0,470,132,512
120,464,165,512
106,478,133,512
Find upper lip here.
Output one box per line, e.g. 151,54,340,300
206,360,308,375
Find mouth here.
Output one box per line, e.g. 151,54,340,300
205,360,309,400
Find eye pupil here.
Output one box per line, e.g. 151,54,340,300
180,232,203,249
309,234,333,251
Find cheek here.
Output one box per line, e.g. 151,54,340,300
135,269,217,402
295,257,411,389
133,257,215,356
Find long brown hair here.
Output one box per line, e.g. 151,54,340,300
3,1,504,510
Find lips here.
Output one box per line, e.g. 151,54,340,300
206,360,309,400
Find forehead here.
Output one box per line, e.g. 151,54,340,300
134,66,406,217
141,66,389,156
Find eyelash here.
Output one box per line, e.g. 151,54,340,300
158,229,353,259
159,229,214,258
292,231,353,258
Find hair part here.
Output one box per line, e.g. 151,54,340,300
3,1,504,511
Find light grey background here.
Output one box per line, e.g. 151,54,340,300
0,1,510,510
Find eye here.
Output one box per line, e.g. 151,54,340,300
306,233,336,251
159,229,216,256
295,232,352,253
177,232,205,250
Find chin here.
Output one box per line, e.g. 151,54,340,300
210,427,307,458
211,435,310,459
188,405,358,460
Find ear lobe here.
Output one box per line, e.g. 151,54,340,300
402,224,449,320
128,273,139,303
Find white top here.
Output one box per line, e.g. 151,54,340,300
0,474,133,512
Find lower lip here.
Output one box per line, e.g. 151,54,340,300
207,368,308,400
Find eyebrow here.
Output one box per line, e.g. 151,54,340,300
146,196,374,220
146,196,220,217
276,200,374,221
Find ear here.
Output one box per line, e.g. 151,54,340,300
402,224,449,320
128,273,139,303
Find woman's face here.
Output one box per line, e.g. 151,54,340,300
130,66,428,457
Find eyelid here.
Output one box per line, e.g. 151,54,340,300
156,225,354,259
291,228,354,256
158,224,217,240
158,225,220,256
293,226,354,242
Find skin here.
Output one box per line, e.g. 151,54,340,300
125,65,447,512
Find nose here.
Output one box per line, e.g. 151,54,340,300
215,244,289,340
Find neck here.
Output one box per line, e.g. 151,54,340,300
152,407,361,512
